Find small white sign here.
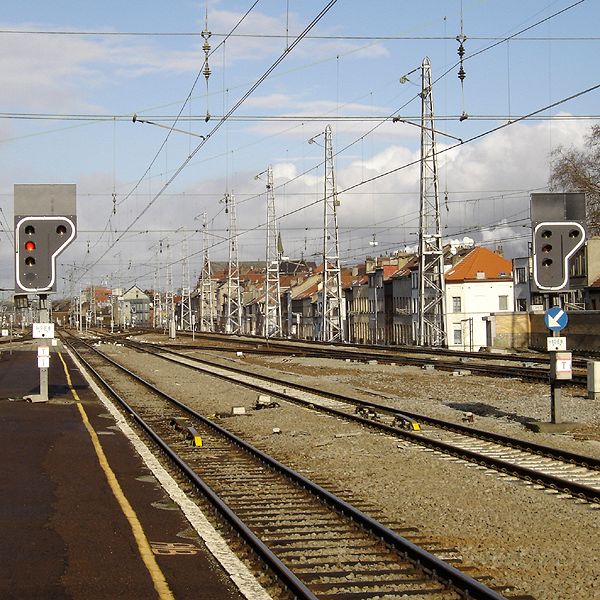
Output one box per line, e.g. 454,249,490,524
37,346,50,357
547,336,567,352
33,323,55,339
51,339,58,347
37,356,50,369
1,329,8,337
556,357,572,373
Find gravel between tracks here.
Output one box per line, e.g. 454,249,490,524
99,339,600,600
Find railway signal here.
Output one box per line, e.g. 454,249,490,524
532,221,585,291
530,192,586,293
14,184,77,294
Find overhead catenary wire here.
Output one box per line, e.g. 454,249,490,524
1,29,597,42
39,0,586,288
65,78,600,288
123,80,600,283
71,0,339,287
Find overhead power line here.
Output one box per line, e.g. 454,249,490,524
0,29,597,42
71,0,339,287
1,112,599,122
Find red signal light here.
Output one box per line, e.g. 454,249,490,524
25,241,36,251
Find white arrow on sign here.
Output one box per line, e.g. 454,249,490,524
548,309,565,328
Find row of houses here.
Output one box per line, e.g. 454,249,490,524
61,237,600,351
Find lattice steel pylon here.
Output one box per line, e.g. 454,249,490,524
223,193,242,334
89,283,97,327
264,166,282,338
199,212,214,332
179,238,193,331
417,57,446,347
153,261,162,329
321,125,345,342
165,243,175,331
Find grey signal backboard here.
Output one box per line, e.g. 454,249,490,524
14,184,77,294
530,192,586,224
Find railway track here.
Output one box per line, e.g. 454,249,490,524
117,327,588,385
108,334,600,506
61,331,520,600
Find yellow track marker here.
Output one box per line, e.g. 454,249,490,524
58,352,174,600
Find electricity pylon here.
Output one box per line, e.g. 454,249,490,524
224,193,242,334
153,265,162,328
417,57,446,347
321,125,345,342
264,166,282,338
199,212,214,332
180,238,192,330
165,243,175,333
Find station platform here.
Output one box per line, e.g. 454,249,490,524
0,342,256,600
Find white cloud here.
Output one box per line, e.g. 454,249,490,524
0,23,206,112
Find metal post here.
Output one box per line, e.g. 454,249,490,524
550,329,562,424
224,193,242,334
264,166,282,338
321,125,345,342
417,57,446,347
38,294,49,402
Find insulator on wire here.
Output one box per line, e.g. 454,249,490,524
201,22,212,123
458,66,466,82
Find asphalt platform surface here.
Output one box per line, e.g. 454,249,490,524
0,342,248,600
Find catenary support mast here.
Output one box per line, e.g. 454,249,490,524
417,57,446,347
264,165,282,338
199,212,214,332
224,193,242,334
321,125,345,342
180,238,192,331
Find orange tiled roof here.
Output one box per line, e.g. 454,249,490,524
445,246,512,282
294,281,320,300
381,265,401,280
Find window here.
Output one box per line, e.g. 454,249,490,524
517,299,527,312
515,267,527,284
569,248,586,277
499,295,508,311
453,324,462,345
452,296,461,313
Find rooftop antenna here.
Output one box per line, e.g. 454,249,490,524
418,57,446,347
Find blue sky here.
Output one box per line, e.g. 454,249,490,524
1,0,599,296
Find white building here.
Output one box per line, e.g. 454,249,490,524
444,247,514,351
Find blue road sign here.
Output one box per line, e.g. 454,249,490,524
544,306,569,331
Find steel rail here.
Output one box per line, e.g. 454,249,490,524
63,333,508,600
128,327,587,384
64,335,318,600
121,338,600,504
128,337,600,470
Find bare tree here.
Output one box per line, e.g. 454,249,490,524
549,124,600,234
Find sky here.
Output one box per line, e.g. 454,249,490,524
1,0,599,297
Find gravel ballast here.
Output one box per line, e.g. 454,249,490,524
98,340,600,600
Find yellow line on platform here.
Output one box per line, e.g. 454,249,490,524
58,352,174,600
